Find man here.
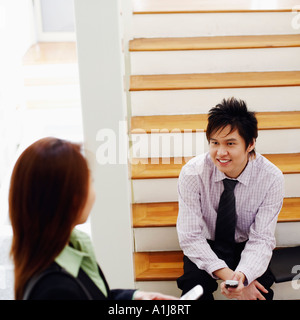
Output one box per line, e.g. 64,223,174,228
176,97,284,300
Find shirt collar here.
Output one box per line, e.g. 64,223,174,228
213,155,254,186
55,229,90,278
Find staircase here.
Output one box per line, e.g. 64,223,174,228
0,42,86,300
22,42,83,144
129,0,300,299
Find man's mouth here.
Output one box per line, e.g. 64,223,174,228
217,159,231,164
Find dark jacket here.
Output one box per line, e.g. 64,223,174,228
24,262,136,300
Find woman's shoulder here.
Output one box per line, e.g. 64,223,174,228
26,263,88,300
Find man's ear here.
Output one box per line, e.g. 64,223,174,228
247,139,256,152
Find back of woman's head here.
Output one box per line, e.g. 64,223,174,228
9,137,89,299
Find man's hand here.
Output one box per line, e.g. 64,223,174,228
220,271,245,299
221,272,268,300
236,280,268,300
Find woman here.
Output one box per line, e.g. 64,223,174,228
9,137,177,300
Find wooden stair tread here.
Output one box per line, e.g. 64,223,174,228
23,42,77,65
131,153,300,179
133,202,179,227
131,111,300,133
130,34,300,52
264,153,300,174
131,156,191,179
135,239,300,281
278,198,300,222
132,198,300,228
133,0,300,14
130,71,300,91
135,251,184,281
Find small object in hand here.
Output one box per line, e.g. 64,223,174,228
225,280,239,288
180,285,203,300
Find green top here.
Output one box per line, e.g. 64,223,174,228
55,228,108,297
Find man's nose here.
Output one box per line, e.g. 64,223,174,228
217,146,228,157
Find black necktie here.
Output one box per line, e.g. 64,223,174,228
214,178,238,269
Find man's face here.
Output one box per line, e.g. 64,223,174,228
209,125,255,179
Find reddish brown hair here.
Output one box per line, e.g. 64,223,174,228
9,137,90,299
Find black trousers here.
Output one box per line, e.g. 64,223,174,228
177,241,275,300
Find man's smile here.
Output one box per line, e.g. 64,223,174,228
217,159,232,164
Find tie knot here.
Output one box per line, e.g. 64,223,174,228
223,178,238,191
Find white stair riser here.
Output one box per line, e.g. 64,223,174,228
275,222,300,247
135,281,182,298
131,87,300,116
134,223,300,252
131,129,300,158
273,282,300,300
26,100,81,109
131,132,207,158
134,227,180,252
24,108,83,126
135,280,300,300
133,178,178,203
256,129,300,154
131,47,300,75
20,109,84,143
133,12,299,38
284,174,300,198
24,85,81,100
132,174,300,203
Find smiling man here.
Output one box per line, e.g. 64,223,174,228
176,97,284,300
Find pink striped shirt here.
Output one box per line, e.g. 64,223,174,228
177,152,284,285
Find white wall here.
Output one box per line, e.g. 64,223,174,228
39,0,75,32
34,0,76,41
73,0,134,289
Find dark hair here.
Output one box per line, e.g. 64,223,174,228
9,137,90,299
206,97,258,156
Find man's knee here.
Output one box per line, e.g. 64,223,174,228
177,256,218,299
256,268,275,300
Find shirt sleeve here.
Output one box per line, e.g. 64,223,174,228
235,173,284,285
176,164,228,277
